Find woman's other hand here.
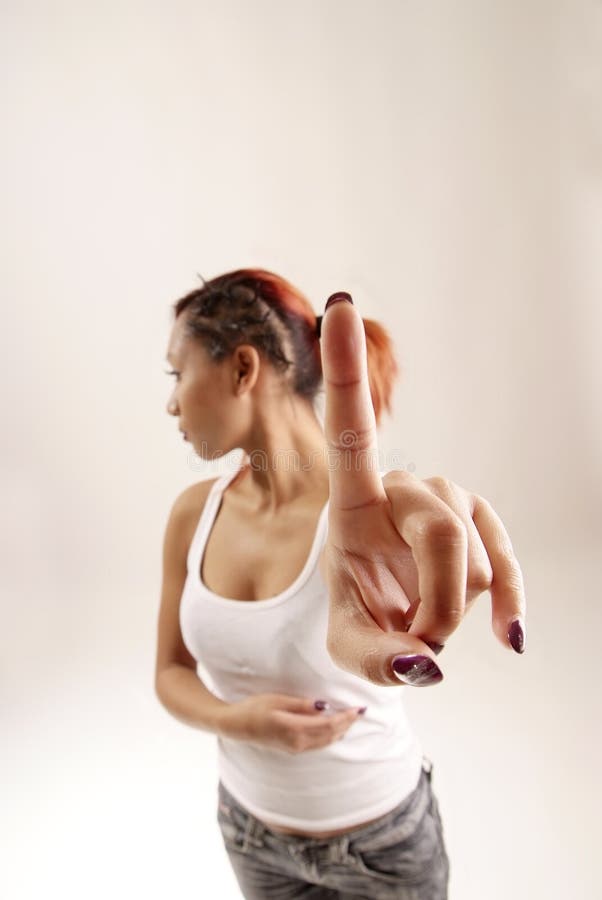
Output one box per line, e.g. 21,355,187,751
218,693,365,754
320,293,527,688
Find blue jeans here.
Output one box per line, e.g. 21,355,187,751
216,757,450,899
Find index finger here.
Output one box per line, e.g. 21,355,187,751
321,293,387,510
277,708,362,733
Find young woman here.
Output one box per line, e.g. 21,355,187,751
155,269,526,899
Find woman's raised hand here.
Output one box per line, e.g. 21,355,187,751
320,293,526,688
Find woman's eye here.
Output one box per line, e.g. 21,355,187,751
164,369,180,380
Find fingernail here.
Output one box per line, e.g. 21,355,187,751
357,706,367,714
325,291,353,311
391,654,444,686
425,641,445,656
314,699,330,710
508,618,525,654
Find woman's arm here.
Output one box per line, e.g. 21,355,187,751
154,480,229,735
156,664,229,735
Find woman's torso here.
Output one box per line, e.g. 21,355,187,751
191,463,367,837
179,460,423,837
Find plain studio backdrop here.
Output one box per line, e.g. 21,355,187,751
1,1,600,898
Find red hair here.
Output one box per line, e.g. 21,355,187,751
172,268,399,426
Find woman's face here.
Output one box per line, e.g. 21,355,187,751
165,315,243,460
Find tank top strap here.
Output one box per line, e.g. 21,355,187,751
186,461,245,572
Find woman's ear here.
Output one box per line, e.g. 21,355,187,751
232,344,260,392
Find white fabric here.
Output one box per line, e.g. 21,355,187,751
179,461,424,830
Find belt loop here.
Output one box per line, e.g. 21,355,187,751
327,833,350,865
338,834,350,863
241,815,254,852
422,755,434,782
241,813,265,852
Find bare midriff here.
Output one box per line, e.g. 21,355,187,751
258,809,388,839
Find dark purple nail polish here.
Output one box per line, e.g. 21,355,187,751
314,699,329,710
357,706,367,714
325,291,353,311
391,654,444,686
508,619,525,654
425,641,445,656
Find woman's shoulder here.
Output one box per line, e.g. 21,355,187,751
171,475,222,519
173,460,250,520
163,476,222,565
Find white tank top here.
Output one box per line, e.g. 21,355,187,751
179,462,424,830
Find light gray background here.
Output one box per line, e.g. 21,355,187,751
2,1,600,898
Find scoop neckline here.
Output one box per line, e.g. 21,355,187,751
194,467,330,608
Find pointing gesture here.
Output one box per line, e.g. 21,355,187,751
320,293,526,687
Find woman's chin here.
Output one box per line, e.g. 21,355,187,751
185,436,230,461
188,438,215,460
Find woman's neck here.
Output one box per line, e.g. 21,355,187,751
238,405,330,513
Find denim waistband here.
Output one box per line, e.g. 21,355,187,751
217,755,434,855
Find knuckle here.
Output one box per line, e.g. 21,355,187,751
419,514,467,546
382,468,415,487
505,569,525,595
494,539,523,583
327,426,377,453
498,541,517,567
435,602,465,629
474,492,494,513
360,647,389,686
424,475,453,495
468,564,493,593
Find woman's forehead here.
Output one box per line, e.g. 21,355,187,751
166,328,211,368
165,318,189,362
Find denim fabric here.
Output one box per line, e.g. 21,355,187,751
216,757,450,899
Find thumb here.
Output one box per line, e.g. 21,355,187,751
328,619,445,688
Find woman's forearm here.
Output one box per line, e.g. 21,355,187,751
155,664,229,736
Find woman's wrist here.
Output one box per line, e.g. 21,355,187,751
215,701,243,740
